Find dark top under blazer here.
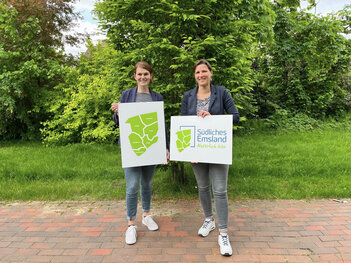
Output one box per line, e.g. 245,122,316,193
181,84,240,123
112,86,168,148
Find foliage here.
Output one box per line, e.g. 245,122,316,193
253,4,351,119
94,0,275,119
41,42,120,145
239,111,351,136
265,110,320,130
0,0,81,140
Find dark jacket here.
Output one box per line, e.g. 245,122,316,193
112,87,168,149
181,84,240,123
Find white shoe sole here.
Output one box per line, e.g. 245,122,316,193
125,239,136,245
142,222,158,231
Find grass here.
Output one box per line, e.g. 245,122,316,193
0,142,125,200
231,128,351,199
1,126,350,200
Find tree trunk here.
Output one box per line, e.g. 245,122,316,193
171,162,187,184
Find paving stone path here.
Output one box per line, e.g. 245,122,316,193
0,199,351,262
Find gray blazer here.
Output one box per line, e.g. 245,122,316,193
181,84,240,123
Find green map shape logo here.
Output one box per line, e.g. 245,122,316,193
125,112,158,156
176,129,191,152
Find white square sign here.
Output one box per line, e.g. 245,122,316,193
170,115,233,164
119,101,167,168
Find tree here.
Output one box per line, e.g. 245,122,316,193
252,4,351,121
94,0,275,182
0,0,81,140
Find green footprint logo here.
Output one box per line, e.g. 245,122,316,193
126,112,158,156
176,129,191,152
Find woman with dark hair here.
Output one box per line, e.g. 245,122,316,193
111,61,169,245
181,59,240,256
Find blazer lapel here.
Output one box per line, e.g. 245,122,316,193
150,89,158,101
130,87,138,102
209,84,217,112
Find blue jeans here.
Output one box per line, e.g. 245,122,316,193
191,163,229,232
124,165,157,220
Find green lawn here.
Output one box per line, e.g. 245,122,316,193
0,143,124,200
231,129,351,199
0,127,350,200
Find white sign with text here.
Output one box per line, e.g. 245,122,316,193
119,101,167,168
170,115,233,164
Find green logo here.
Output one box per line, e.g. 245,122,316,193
176,129,191,152
126,112,158,156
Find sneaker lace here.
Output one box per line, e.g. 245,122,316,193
201,220,211,229
220,234,229,246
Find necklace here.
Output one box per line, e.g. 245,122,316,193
202,97,210,105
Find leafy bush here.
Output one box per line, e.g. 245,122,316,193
265,110,320,131
253,5,351,119
41,42,120,145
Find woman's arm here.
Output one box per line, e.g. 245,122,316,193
223,89,240,123
180,92,188,116
111,90,127,126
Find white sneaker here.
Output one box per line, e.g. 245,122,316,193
198,219,215,237
218,233,233,256
142,215,158,231
125,225,137,245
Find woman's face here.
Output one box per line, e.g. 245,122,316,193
194,64,213,87
134,67,152,88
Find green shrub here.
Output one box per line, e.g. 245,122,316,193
265,110,320,131
41,42,120,145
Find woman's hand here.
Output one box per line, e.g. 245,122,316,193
111,102,120,115
164,149,170,165
198,110,211,118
